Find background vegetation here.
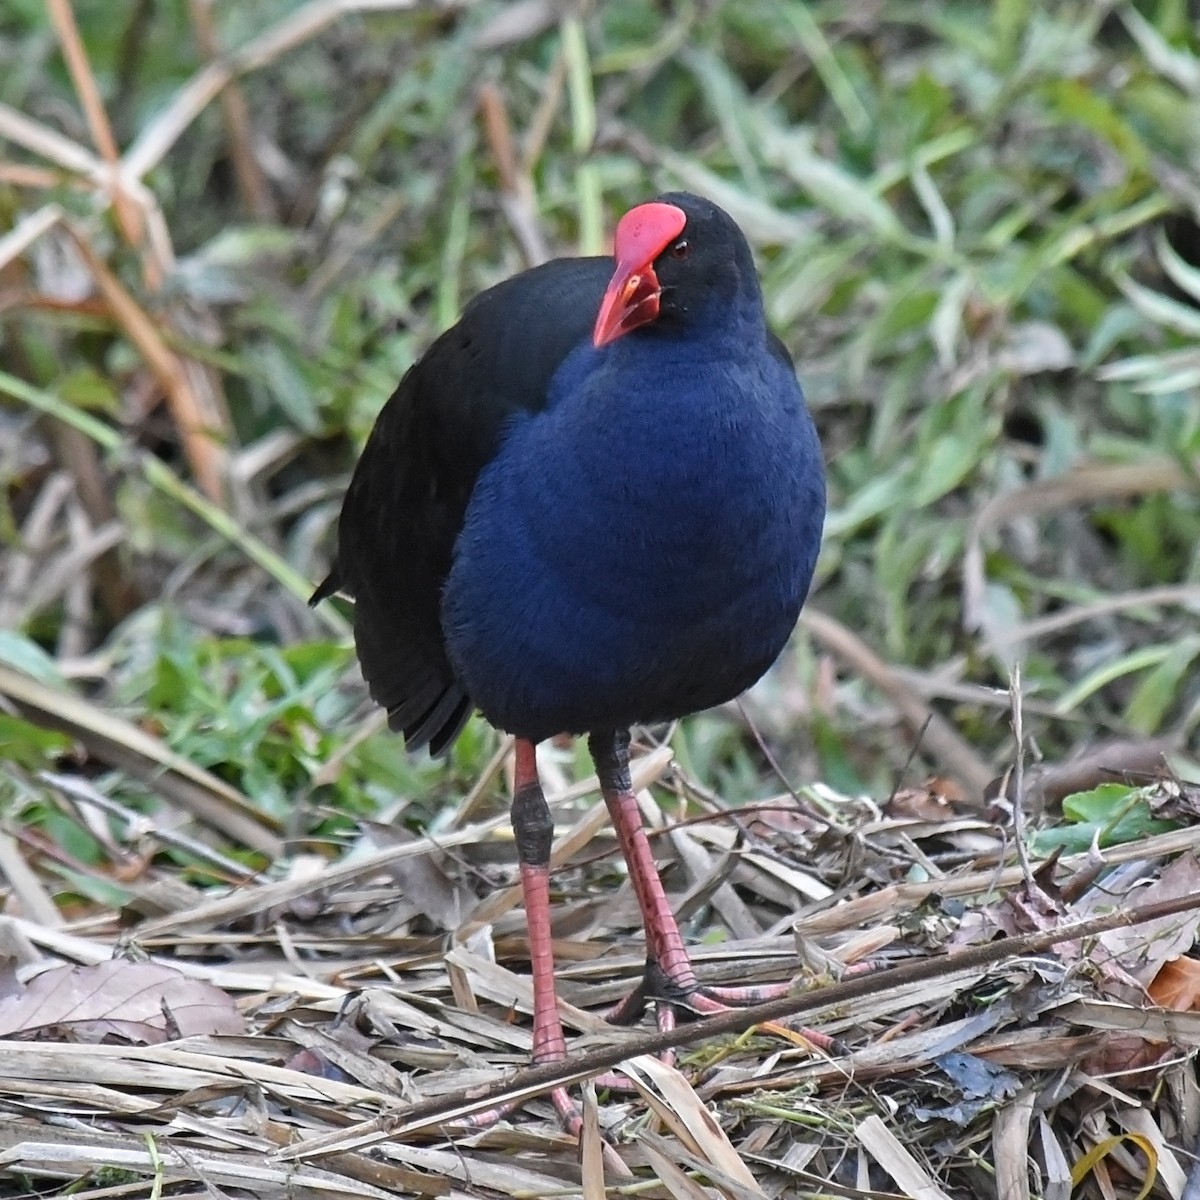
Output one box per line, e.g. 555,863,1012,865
2,0,1200,873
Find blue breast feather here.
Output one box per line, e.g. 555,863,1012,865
441,329,826,741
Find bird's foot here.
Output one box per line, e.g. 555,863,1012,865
604,958,840,1058
455,1083,583,1135
452,1074,631,1177
587,734,840,1058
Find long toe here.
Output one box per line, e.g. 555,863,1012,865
551,1086,583,1134
605,969,843,1058
702,980,795,1006
691,986,843,1053
453,1085,629,1177
451,1086,585,1137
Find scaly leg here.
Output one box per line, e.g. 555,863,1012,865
459,738,581,1132
590,729,835,1051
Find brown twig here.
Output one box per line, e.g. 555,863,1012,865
0,164,86,190
964,458,1200,632
478,82,549,267
62,222,229,505
187,0,275,219
45,0,147,269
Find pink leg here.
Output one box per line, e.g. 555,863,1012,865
601,767,697,993
459,738,580,1131
590,729,837,1054
521,858,567,1062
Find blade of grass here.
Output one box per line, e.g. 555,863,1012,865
782,2,870,137
0,370,347,637
0,204,64,274
562,15,603,255
122,0,440,182
0,102,100,177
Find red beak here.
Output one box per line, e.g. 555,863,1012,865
592,201,687,348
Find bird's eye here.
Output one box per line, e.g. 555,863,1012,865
669,238,690,260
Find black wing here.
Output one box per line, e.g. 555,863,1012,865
767,331,794,369
312,256,613,753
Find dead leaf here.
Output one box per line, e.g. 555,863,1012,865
0,960,244,1043
363,822,465,931
986,872,1067,940
1147,774,1200,822
1077,1035,1172,1085
622,1056,765,1198
640,1139,715,1200
1094,854,1200,985
887,777,966,822
1147,956,1200,1011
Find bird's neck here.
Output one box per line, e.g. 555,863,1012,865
550,311,769,409
631,298,767,360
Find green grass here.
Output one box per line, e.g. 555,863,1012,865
1,0,1199,865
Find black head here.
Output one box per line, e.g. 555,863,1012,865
592,192,761,347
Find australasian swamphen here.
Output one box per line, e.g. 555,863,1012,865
312,192,826,1126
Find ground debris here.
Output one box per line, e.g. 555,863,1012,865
1,751,1199,1198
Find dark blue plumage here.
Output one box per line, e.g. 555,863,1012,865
315,191,826,751
443,315,823,741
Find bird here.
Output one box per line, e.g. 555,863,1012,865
312,191,826,1129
